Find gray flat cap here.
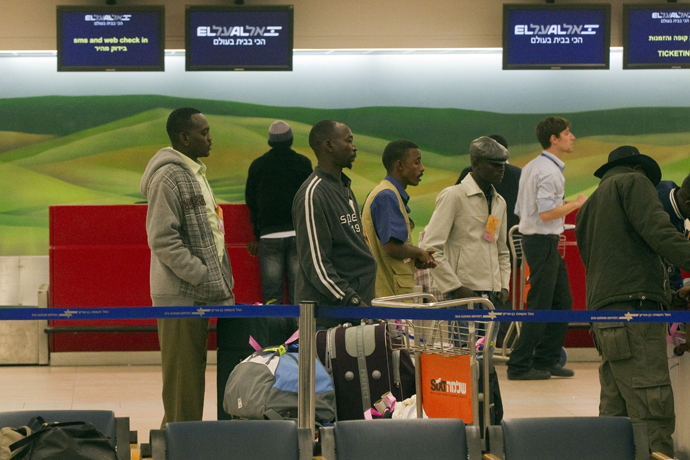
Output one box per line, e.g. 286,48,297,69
469,136,509,163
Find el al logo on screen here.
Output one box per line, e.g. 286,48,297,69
196,26,282,37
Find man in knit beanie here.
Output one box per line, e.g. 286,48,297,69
245,119,313,333
218,121,312,420
267,120,293,143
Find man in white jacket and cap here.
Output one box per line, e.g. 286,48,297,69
423,136,511,315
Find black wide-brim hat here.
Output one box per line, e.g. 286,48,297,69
593,145,662,186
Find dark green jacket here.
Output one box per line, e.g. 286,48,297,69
575,166,690,311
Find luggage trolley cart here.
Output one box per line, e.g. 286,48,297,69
495,224,573,363
371,293,496,439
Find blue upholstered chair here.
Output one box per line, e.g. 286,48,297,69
0,409,134,460
319,419,482,460
150,420,313,460
483,417,672,460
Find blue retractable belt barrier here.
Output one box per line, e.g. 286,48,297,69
0,304,299,321
1,304,690,323
318,306,690,323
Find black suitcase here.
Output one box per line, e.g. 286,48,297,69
316,322,416,420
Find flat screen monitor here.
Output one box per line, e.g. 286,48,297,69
57,5,165,72
185,5,294,71
624,4,690,69
503,4,611,70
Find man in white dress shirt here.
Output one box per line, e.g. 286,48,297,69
506,116,586,381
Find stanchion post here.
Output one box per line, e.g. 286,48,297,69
297,301,316,437
415,350,423,418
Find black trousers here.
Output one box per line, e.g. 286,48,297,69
507,234,572,374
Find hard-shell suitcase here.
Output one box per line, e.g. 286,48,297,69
316,322,416,420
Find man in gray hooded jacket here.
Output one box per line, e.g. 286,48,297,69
140,108,234,426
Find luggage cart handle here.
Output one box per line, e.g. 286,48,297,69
372,292,438,305
372,296,494,311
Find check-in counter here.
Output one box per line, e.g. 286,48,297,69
0,256,49,364
48,204,262,355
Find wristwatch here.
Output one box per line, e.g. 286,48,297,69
349,295,361,306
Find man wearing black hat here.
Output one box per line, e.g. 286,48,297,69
576,146,690,457
423,136,511,309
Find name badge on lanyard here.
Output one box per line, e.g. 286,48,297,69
216,205,226,235
484,215,499,242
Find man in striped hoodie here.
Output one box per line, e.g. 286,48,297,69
292,120,377,326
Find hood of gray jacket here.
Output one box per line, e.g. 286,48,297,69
140,147,190,198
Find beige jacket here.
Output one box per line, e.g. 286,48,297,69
422,173,510,295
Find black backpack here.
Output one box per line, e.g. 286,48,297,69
8,418,118,460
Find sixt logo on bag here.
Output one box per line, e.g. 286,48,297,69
429,377,467,395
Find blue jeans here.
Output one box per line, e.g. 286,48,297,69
259,236,299,344
259,236,298,304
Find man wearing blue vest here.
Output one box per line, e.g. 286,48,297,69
506,116,586,381
361,140,436,297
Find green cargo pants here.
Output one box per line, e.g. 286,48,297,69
592,320,674,457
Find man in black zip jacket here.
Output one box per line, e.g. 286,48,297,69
292,120,377,327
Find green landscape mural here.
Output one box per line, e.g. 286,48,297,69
2,95,690,256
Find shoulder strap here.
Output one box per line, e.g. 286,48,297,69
26,417,46,433
10,421,87,459
283,353,299,365
263,409,284,421
355,326,371,414
392,349,401,387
